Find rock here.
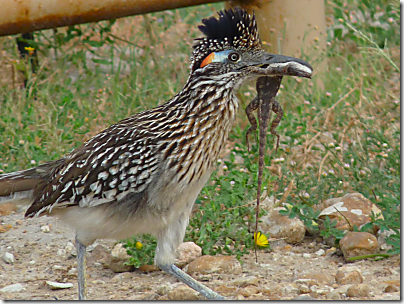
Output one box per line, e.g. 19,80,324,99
318,192,383,231
258,207,306,244
0,224,13,233
298,284,310,294
326,291,341,299
87,244,110,265
67,267,77,276
108,243,134,273
0,283,24,293
335,265,363,285
302,253,311,259
383,280,400,293
3,252,14,264
315,249,325,256
40,225,50,233
110,272,132,283
167,285,199,300
339,232,378,260
46,281,74,290
185,255,241,276
229,276,259,287
0,203,17,215
325,247,337,256
346,283,370,297
334,284,352,295
235,294,245,300
174,242,202,268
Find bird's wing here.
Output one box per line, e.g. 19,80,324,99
26,122,159,217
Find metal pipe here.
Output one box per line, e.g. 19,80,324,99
0,0,224,37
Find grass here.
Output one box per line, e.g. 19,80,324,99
0,1,400,264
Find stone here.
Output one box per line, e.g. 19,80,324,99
326,291,341,299
335,266,363,285
315,249,325,256
3,252,14,264
318,192,383,231
0,224,13,233
339,232,378,260
0,203,17,215
174,242,202,268
346,284,370,297
235,294,245,300
302,253,311,259
67,267,77,276
298,284,310,294
229,276,259,287
334,284,352,295
258,207,306,244
167,285,199,300
0,283,24,293
186,255,242,276
40,225,50,233
87,244,110,265
108,243,134,273
46,281,74,290
383,280,400,293
110,272,132,283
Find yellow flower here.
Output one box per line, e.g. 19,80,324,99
254,232,269,248
135,241,143,250
24,46,35,56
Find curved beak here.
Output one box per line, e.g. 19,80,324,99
250,53,313,79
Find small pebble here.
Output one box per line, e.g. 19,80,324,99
68,268,77,276
235,294,245,300
40,225,50,233
303,253,311,259
315,249,325,256
28,260,36,265
0,283,24,293
3,252,14,264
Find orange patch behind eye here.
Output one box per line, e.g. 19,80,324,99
200,52,215,68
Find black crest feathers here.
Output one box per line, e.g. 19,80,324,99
190,7,261,72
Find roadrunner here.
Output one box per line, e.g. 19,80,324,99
0,8,312,300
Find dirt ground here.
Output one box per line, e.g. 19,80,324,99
0,208,400,300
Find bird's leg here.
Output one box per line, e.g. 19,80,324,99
253,76,283,262
75,236,87,300
159,264,224,300
245,96,259,152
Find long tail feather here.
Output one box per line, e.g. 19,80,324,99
0,159,63,205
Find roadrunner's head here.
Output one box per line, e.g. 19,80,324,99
190,8,313,88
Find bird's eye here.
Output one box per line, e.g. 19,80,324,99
228,52,240,62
